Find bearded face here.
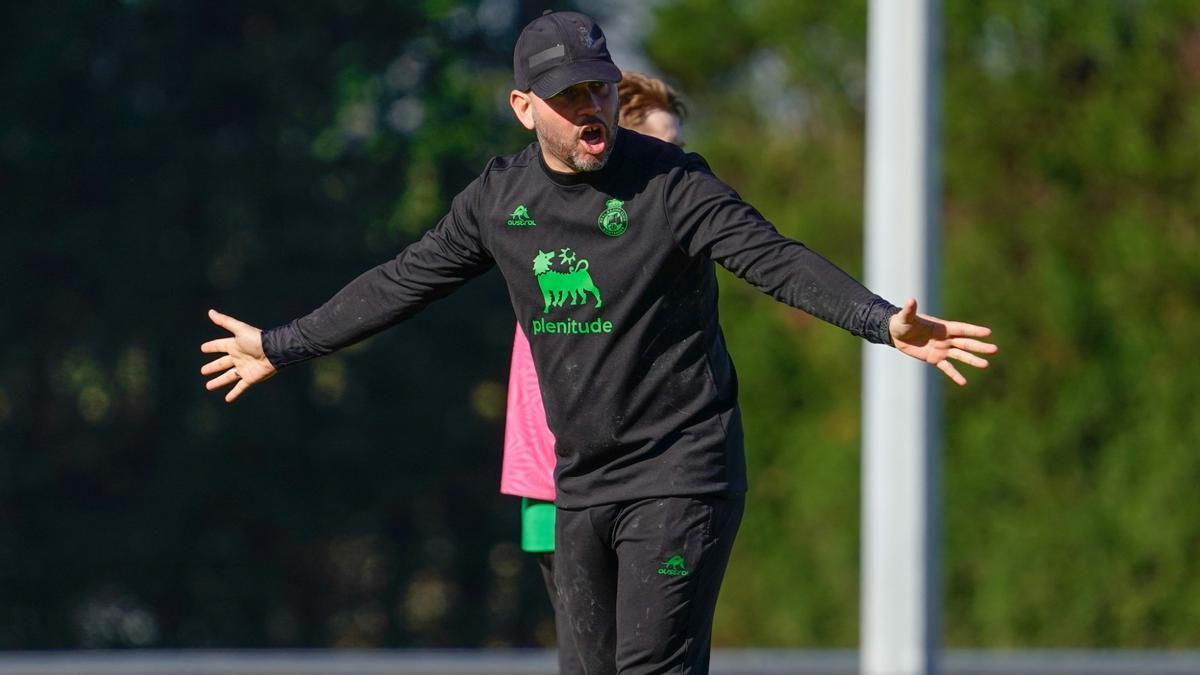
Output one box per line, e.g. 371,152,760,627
528,81,620,173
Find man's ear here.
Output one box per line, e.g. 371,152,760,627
510,90,536,131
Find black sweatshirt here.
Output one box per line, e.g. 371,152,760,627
262,129,899,508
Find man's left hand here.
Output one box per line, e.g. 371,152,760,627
888,298,997,386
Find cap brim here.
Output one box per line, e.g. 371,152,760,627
529,60,622,98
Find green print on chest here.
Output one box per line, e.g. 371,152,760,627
507,204,537,227
532,248,603,314
597,198,628,237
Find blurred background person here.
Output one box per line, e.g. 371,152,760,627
499,70,688,674
617,71,686,147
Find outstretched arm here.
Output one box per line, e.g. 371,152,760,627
888,298,997,386
200,309,277,403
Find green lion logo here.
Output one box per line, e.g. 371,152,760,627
532,248,602,314
597,198,628,237
657,554,689,576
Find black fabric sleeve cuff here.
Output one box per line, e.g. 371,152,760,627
260,321,330,369
862,299,901,347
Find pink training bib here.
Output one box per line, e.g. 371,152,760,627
500,324,557,501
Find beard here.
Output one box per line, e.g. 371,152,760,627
532,107,619,173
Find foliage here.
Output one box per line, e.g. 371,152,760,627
647,0,1200,647
2,0,554,648
4,0,1199,650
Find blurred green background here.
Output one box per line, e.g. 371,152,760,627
3,0,1198,650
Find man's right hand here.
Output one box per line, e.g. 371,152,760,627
200,309,277,402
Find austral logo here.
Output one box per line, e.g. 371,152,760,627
529,247,612,337
507,204,537,228
597,198,628,237
657,555,689,577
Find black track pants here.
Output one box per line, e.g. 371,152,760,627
554,495,744,674
537,552,584,675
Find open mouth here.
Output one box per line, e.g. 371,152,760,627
580,124,607,154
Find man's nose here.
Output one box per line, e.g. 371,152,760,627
579,89,602,115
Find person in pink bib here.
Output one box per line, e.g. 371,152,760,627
499,71,687,674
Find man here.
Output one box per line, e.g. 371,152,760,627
501,71,690,675
201,10,995,673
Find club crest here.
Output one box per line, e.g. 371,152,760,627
597,198,628,237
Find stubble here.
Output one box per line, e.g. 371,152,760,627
531,107,618,173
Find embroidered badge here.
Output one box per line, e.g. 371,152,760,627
597,198,628,237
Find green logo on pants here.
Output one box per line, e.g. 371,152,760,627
658,554,689,576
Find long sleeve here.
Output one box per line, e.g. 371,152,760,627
261,178,494,368
664,156,898,345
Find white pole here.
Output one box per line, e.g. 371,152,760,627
862,0,941,674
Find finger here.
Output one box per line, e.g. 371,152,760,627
205,368,241,391
200,355,234,375
899,297,918,322
919,315,992,338
950,337,998,354
208,308,247,333
201,337,238,354
937,359,967,386
947,348,988,369
225,378,250,403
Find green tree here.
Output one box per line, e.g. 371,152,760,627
646,0,1200,647
1,0,560,648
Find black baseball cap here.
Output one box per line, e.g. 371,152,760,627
513,10,622,98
